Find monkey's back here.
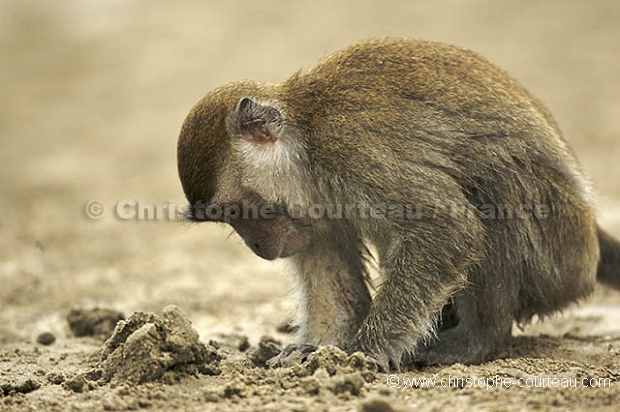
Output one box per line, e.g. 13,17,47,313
280,38,590,208
283,38,553,133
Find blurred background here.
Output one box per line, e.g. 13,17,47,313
1,0,619,343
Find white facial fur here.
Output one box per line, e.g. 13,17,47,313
233,122,310,209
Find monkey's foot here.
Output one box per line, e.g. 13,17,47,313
409,328,500,366
266,343,318,368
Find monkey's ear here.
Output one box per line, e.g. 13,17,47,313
231,97,283,144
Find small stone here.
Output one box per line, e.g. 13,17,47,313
360,398,398,412
37,332,56,346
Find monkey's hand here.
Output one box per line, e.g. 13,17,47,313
266,343,318,368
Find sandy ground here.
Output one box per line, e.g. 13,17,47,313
1,1,620,411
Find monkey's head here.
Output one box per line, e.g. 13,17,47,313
177,82,311,260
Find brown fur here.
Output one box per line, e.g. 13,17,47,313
177,38,620,368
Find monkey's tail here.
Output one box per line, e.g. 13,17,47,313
597,226,620,290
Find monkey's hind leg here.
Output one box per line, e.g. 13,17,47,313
411,293,513,366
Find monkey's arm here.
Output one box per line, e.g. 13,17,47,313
349,214,483,369
290,231,372,347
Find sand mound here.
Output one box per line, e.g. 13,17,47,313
65,305,221,390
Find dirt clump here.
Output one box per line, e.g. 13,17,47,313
67,308,125,340
1,377,41,396
247,336,283,367
208,333,251,353
63,373,96,393
275,345,379,397
66,305,222,389
290,346,379,381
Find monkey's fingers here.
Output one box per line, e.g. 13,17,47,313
266,343,318,368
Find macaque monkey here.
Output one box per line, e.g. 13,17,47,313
177,38,620,368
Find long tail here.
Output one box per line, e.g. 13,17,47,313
597,226,620,290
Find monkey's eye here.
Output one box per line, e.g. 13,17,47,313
186,201,226,223
222,204,243,221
